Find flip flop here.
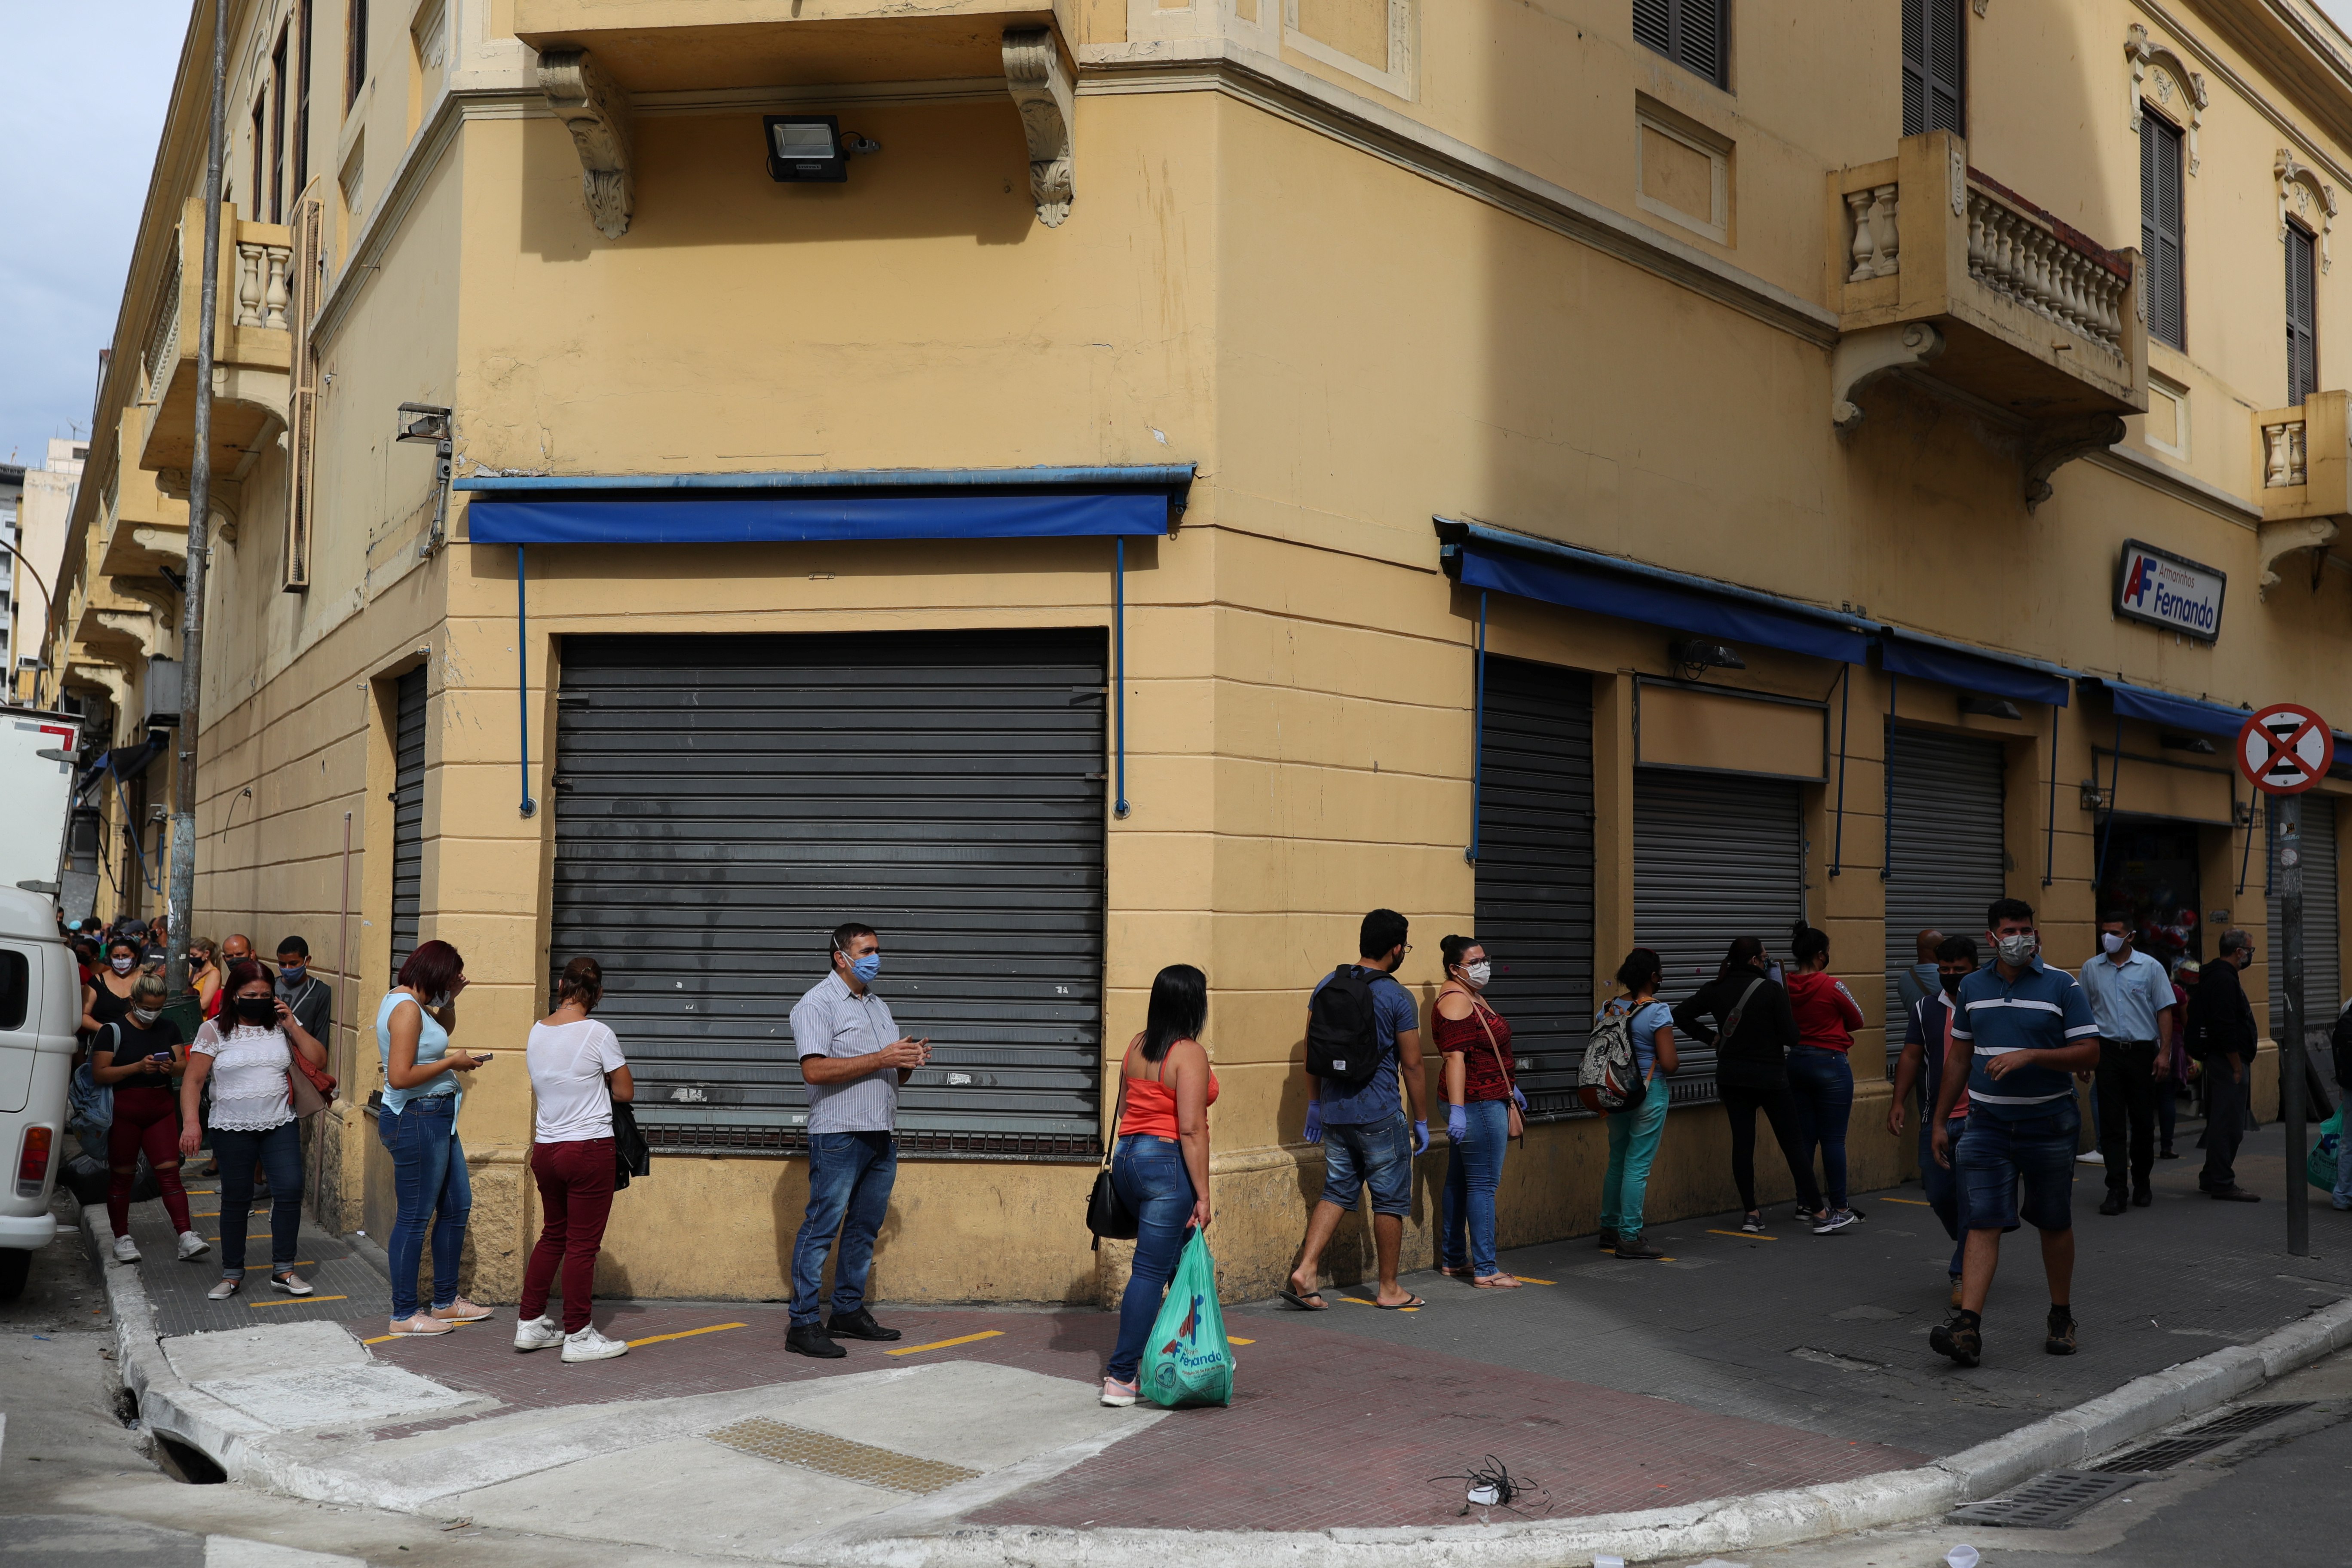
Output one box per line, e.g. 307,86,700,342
1375,1295,1427,1310
1278,1288,1329,1311
1472,1274,1522,1289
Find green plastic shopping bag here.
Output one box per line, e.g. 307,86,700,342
2307,1108,2343,1191
1137,1229,1235,1409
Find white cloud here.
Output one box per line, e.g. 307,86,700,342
0,5,190,466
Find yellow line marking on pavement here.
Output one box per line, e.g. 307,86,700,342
250,1295,349,1308
1338,1298,1419,1311
628,1322,748,1349
1228,1336,1255,1344
885,1329,1004,1356
1707,1229,1776,1240
1883,1197,1931,1206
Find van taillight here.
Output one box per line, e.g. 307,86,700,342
16,1127,51,1196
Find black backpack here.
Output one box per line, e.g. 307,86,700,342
1305,965,1388,1091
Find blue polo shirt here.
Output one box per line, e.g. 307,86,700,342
1951,956,2098,1120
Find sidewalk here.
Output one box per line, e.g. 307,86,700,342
98,1121,2352,1563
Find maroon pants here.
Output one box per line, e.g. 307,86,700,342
520,1137,616,1334
108,1084,193,1238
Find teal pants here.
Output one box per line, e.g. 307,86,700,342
1602,1074,1672,1240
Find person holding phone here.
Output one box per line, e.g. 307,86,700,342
94,971,205,1265
178,962,330,1299
374,940,491,1337
783,922,927,1359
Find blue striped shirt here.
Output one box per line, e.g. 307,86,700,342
1950,956,2098,1119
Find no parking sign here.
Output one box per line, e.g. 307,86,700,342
2236,703,2334,796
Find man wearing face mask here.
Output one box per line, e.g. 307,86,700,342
274,936,333,1046
1889,934,1979,1306
2077,913,2177,1216
784,922,929,1359
1929,897,2101,1366
2185,929,2262,1203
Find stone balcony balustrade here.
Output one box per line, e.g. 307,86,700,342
2252,389,2352,595
138,199,292,496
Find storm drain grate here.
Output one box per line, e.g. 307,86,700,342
1951,1470,2142,1529
704,1417,982,1494
2093,1402,2318,1473
2180,1401,2314,1439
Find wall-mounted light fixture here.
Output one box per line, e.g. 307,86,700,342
2161,732,2217,754
396,403,454,556
1960,694,2022,720
2080,778,2112,812
1669,637,1745,681
763,116,881,184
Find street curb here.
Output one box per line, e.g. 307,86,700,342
92,1213,2352,1565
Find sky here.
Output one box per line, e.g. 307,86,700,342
0,4,189,470
11,3,2352,473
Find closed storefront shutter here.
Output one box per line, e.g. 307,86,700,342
2269,798,2341,1046
551,629,1107,1159
1472,658,1595,1120
389,667,426,977
1634,769,1805,1104
1883,728,2006,1023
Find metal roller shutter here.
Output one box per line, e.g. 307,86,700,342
389,668,426,977
551,629,1107,1161
2269,798,2341,1046
1471,658,1595,1121
1884,728,2007,1022
1634,769,1805,1105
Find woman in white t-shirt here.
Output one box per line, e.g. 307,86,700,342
514,956,634,1364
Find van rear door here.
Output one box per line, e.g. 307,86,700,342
0,947,31,1113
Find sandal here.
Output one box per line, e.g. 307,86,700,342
1436,1265,1473,1279
1374,1294,1427,1310
1278,1288,1329,1311
1472,1274,1522,1289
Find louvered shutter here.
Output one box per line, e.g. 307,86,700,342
2288,224,2318,408
282,188,323,592
1471,658,1596,1121
2270,799,2340,1051
390,667,426,978
2141,113,2186,349
1883,729,2006,1025
1633,0,1727,91
1902,0,1965,137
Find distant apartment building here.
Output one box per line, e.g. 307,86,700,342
7,438,85,705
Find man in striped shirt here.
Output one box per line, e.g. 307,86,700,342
1929,897,2102,1367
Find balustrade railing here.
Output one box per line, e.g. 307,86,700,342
1963,181,2129,354
2264,416,2310,488
235,236,291,331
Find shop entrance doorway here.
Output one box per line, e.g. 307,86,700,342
2096,817,2203,971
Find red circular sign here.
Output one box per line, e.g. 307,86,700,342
2237,704,2336,796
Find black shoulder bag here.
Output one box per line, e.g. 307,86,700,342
1084,1050,1138,1250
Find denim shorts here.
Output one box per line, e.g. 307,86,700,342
1955,1099,2080,1233
1319,1109,1412,1217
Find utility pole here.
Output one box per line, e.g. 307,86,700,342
167,0,228,1005
2278,794,2309,1257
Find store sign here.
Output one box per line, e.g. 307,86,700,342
2114,540,2224,642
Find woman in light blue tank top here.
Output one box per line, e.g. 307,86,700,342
374,940,489,1337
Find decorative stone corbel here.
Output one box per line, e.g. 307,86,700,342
2257,516,2340,598
538,48,634,240
151,473,242,543
1830,322,1945,432
2126,25,2208,174
2275,150,2337,273
1004,28,1074,228
2023,413,2127,511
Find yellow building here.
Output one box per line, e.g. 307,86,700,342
35,0,2352,1307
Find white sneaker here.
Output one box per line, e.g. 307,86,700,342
112,1234,141,1263
2076,1150,2106,1164
176,1231,210,1261
561,1326,629,1363
514,1314,567,1352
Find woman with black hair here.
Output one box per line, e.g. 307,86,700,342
375,940,491,1337
1673,936,1824,1234
1434,934,1524,1286
1099,963,1216,1407
82,935,144,1037
1783,920,1866,1234
515,956,634,1363
1595,947,1678,1260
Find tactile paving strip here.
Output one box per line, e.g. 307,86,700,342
704,1417,981,1494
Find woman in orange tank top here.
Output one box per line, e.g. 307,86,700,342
1099,963,1216,1408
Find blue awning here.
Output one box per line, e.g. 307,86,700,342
1878,631,2072,707
1440,523,1870,665
2087,677,2253,740
457,465,1190,545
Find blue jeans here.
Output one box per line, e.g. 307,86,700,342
377,1096,472,1318
1442,1099,1510,1275
1318,1109,1412,1217
791,1131,897,1325
212,1121,303,1278
1106,1134,1195,1383
1917,1115,1970,1276
1786,1045,1855,1210
1601,1074,1671,1240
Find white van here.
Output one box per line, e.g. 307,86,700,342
0,885,73,1298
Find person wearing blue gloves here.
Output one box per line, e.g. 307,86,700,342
1433,935,1526,1287
1283,909,1427,1310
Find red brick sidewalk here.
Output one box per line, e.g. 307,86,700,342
348,1300,1922,1526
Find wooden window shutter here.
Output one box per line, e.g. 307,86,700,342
2141,112,2185,350
1632,0,1727,91
2289,224,2319,407
282,189,323,593
1902,0,1964,138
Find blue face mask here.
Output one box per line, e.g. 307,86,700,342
848,952,882,984
280,965,306,983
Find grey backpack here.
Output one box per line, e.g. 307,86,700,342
1577,1008,1645,1114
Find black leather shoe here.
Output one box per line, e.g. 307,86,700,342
825,1308,902,1342
785,1323,846,1359
2098,1189,2128,1215
2132,1185,2153,1207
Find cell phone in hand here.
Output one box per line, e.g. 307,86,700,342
149,1050,175,1063
472,1051,493,1061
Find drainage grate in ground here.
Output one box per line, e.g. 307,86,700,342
1951,1470,2143,1529
2093,1401,2320,1473
704,1417,981,1495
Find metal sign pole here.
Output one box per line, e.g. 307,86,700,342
2278,793,2309,1257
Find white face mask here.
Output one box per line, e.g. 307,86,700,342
131,1006,162,1026
110,955,136,975
1995,932,2038,967
2100,932,2125,956
1463,961,1491,989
